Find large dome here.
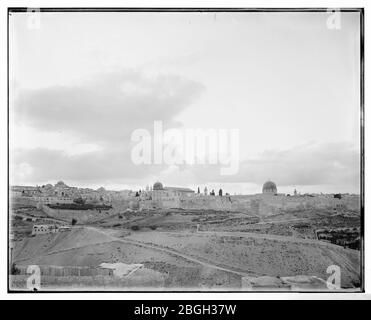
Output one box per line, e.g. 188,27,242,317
153,181,164,190
262,181,277,194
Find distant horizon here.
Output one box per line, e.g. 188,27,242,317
10,180,361,196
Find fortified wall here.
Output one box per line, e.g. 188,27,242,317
179,196,233,211
41,205,115,224
231,194,360,216
139,195,234,211
138,194,360,216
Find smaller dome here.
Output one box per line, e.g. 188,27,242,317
153,182,164,190
55,181,67,187
262,181,277,194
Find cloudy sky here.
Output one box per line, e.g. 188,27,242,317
9,11,361,194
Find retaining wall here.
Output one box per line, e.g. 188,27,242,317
41,205,115,224
138,194,360,216
15,264,113,277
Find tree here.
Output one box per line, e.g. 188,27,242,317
197,187,200,194
218,189,223,196
11,263,20,275
73,197,85,204
210,189,215,196
71,218,77,226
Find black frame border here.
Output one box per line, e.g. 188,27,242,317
7,7,365,294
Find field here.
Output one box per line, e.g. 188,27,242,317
9,201,362,291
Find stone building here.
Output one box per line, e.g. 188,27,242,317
262,181,278,195
139,182,195,209
151,182,194,200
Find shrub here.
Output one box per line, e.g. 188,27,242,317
130,225,140,231
11,263,20,275
71,218,77,225
149,225,157,230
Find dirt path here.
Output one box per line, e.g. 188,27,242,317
15,226,356,278
196,231,359,275
121,229,359,279
21,228,340,261
13,239,115,264
196,230,343,248
141,228,344,248
256,217,308,224
88,227,251,277
15,227,251,277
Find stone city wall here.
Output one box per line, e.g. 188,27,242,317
149,194,360,215
178,196,233,211
127,193,360,216
231,194,360,215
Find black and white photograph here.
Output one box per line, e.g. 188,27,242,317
7,7,364,293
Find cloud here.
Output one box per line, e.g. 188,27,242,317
161,141,360,190
240,142,360,186
11,148,168,185
11,69,359,192
11,69,206,186
13,69,204,145
11,139,360,193
143,51,202,69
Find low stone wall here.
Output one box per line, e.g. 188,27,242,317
241,275,329,291
10,196,38,207
15,264,113,277
41,205,115,224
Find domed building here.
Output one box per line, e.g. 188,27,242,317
53,180,70,197
55,181,68,188
262,181,277,194
153,182,164,190
146,181,195,206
